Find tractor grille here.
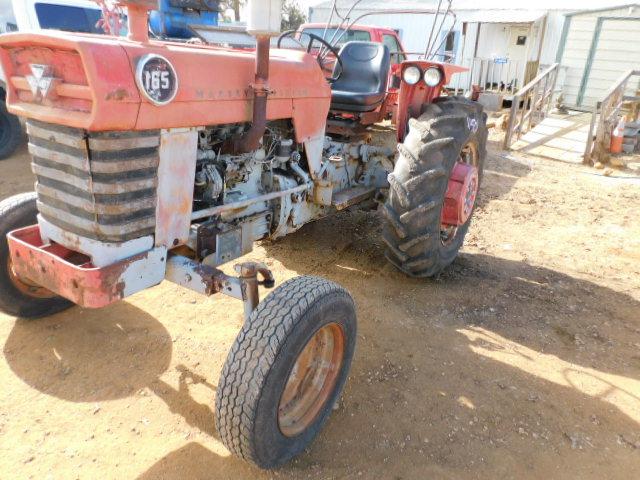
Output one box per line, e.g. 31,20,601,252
27,120,160,243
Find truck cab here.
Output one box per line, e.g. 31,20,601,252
298,23,407,66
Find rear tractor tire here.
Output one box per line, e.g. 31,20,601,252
0,193,73,318
215,276,357,469
383,97,487,277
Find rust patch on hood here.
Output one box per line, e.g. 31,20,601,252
106,88,130,101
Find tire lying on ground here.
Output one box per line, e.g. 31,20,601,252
383,96,488,277
0,192,73,318
215,275,357,469
0,102,22,160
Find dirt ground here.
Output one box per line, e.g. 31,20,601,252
1,131,640,480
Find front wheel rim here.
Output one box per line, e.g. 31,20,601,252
278,323,345,437
6,257,56,299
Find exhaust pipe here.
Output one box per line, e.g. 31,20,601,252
113,0,155,43
230,35,271,154
229,0,281,154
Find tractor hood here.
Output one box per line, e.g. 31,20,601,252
0,31,331,143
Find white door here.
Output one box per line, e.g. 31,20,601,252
506,26,532,90
580,18,640,107
507,26,530,64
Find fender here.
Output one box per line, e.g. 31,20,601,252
396,61,467,142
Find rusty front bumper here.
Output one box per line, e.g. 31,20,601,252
7,226,166,309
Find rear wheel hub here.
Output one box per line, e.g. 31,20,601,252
442,161,479,228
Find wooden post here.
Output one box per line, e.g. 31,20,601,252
473,23,481,58
504,94,520,149
583,104,598,164
546,67,559,115
530,78,542,128
457,22,468,95
519,92,528,137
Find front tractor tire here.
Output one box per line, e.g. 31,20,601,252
215,276,357,469
383,97,487,277
0,193,73,318
0,101,22,160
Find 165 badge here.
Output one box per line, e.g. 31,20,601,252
135,54,178,106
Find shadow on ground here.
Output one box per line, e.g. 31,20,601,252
133,245,640,478
263,208,639,380
133,206,640,478
4,302,172,402
4,138,640,477
4,216,640,477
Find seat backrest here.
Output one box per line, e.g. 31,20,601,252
332,41,391,95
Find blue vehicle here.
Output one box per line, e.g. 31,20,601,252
150,0,220,40
0,0,220,160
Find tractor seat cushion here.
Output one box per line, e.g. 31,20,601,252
330,41,391,113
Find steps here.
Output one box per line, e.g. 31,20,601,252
332,186,376,211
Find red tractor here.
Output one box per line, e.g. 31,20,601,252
0,0,486,469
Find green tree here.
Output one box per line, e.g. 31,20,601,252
281,0,306,31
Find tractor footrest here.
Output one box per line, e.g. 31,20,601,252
332,186,376,211
7,225,166,309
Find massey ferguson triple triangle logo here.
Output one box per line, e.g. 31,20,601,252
26,64,58,102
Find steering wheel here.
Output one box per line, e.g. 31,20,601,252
277,30,344,82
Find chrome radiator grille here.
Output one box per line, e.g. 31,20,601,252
27,120,160,243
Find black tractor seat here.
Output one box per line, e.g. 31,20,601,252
330,41,391,113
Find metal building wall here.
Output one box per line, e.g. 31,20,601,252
559,6,640,107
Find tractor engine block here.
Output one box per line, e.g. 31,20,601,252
25,116,393,270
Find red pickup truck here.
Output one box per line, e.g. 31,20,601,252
297,23,407,66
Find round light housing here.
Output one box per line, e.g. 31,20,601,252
424,67,443,87
403,66,422,85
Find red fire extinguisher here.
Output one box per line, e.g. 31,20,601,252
610,116,626,154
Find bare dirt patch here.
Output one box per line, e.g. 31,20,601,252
1,136,640,479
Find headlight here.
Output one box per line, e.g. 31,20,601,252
402,66,422,85
424,67,443,87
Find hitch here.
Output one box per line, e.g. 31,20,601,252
165,256,275,321
235,261,275,320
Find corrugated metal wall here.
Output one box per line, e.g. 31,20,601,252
560,6,640,107
582,18,640,107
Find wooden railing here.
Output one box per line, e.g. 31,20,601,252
584,69,640,164
503,63,560,149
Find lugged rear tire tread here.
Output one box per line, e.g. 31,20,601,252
383,97,488,277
